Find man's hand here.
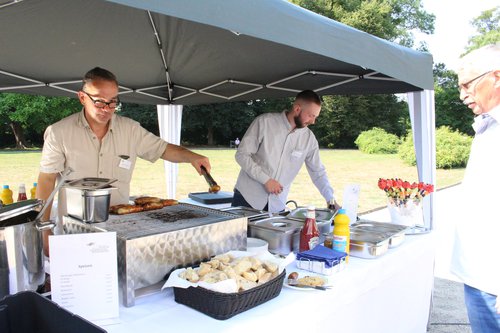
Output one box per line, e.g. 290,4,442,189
189,154,211,175
327,200,341,211
265,179,283,195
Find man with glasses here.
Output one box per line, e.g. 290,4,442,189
231,90,339,213
451,43,500,332
37,67,211,250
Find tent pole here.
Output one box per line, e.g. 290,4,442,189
407,90,436,231
157,104,183,199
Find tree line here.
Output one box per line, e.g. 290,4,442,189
1,3,498,149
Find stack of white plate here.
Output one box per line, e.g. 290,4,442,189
246,237,269,255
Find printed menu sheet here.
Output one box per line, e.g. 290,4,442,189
343,184,361,224
50,232,119,324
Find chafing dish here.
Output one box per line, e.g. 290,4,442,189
349,230,390,259
220,206,271,222
287,206,335,224
352,220,407,248
247,216,303,256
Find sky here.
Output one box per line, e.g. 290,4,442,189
418,0,498,71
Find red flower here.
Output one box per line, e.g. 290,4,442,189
378,178,434,206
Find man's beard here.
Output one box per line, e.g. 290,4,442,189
294,114,306,128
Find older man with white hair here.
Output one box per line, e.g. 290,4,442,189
451,42,500,332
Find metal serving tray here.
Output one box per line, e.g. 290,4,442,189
349,230,390,259
352,220,407,248
287,207,335,224
220,206,270,221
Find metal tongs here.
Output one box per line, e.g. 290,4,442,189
35,167,74,223
287,279,333,291
200,165,221,193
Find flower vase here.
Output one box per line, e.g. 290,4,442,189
387,200,423,227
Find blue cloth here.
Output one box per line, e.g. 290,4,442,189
296,245,346,268
464,284,500,333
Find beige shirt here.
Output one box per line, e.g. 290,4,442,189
40,110,168,206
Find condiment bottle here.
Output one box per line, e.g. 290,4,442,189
17,183,27,201
30,182,37,199
1,185,14,205
299,206,320,252
333,208,350,262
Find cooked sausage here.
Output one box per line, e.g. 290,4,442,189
134,196,162,205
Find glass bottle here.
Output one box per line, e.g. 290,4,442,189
17,183,27,201
299,206,320,252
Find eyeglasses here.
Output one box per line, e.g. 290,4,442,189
458,71,491,92
81,90,121,109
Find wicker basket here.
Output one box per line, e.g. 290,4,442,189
173,269,286,320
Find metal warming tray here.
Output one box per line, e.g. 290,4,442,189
64,203,247,307
352,220,408,248
286,207,333,237
349,230,389,259
287,207,335,224
248,216,303,256
220,206,270,222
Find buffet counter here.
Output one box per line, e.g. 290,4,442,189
100,232,435,333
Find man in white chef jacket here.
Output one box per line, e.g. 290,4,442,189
450,43,500,332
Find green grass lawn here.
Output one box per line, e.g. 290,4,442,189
0,149,464,213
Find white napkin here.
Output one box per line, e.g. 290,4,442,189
162,250,294,293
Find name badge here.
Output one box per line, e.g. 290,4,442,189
119,158,132,170
291,150,303,158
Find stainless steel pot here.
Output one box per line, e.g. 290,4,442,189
64,178,117,223
0,200,55,298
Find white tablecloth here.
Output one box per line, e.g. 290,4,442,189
99,232,435,333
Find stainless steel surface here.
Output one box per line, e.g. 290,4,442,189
248,216,303,256
64,203,246,307
220,206,270,221
0,200,41,224
65,177,117,190
35,167,73,222
286,207,333,239
65,186,114,223
349,229,390,259
288,207,335,224
0,200,46,298
352,221,407,248
405,225,432,235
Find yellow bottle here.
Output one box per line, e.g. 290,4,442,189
333,208,350,262
30,182,37,199
1,185,14,205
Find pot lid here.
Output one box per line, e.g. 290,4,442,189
288,207,335,222
65,177,117,190
0,199,43,222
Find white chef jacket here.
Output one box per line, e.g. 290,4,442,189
450,105,500,296
234,111,334,213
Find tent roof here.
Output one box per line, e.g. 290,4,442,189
0,0,434,105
